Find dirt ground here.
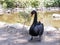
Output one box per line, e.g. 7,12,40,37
0,26,60,45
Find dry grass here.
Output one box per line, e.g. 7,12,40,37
0,13,31,25
0,13,20,23
43,11,60,28
0,11,60,28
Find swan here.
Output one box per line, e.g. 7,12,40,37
29,10,44,41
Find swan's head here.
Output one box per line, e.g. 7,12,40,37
31,10,37,16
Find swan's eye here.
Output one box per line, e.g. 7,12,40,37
31,10,36,16
31,12,33,15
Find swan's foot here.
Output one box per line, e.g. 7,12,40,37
30,36,33,40
29,36,33,41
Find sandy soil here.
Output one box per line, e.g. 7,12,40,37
0,23,60,45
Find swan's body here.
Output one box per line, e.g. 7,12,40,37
29,10,44,41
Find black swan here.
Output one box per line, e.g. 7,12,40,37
29,10,44,41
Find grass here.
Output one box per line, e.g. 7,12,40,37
0,11,60,28
0,13,32,26
43,11,60,28
0,13,19,23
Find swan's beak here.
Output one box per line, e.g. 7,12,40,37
30,14,33,17
31,14,33,17
31,12,33,17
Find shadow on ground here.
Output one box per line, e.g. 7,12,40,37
0,26,60,45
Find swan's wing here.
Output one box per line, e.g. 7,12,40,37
34,24,44,34
34,25,39,33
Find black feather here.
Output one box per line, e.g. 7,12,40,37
29,10,44,37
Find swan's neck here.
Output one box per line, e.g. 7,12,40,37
33,13,37,24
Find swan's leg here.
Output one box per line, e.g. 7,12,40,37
30,36,33,40
29,36,33,41
38,35,41,41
